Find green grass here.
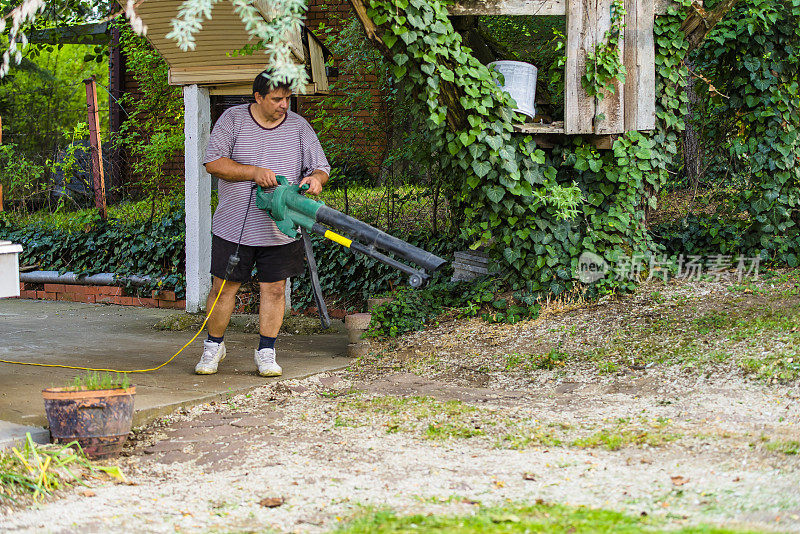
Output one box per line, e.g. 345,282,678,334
331,503,756,533
68,371,130,391
334,395,489,440
571,428,681,451
505,349,569,371
4,193,183,231
1,434,125,504
496,427,563,449
764,439,800,455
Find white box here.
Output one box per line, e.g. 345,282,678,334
0,240,24,298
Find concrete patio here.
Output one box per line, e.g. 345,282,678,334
0,298,349,449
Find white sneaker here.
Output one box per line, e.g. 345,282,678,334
254,347,282,377
195,340,226,375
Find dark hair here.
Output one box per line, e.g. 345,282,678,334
253,70,292,97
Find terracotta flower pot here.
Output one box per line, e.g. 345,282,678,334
42,386,135,459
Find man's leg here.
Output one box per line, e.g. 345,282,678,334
206,275,242,337
254,279,285,376
258,279,285,337
196,275,241,375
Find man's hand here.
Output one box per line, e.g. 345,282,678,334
299,173,324,195
251,166,278,188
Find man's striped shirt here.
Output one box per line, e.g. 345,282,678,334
203,105,330,246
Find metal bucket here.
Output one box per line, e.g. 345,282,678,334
489,61,538,120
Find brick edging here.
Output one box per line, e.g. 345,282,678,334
15,282,185,309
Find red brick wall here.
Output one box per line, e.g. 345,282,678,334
118,3,390,188
300,0,390,172
16,282,185,309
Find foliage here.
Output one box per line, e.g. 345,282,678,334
290,230,460,311
0,196,186,297
357,0,706,305
0,432,125,504
68,371,130,391
116,21,184,206
0,143,46,212
366,277,541,338
689,0,800,264
582,0,627,101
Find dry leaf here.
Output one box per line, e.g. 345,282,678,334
671,475,689,486
80,489,96,497
259,497,284,508
522,472,536,481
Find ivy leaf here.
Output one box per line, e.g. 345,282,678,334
472,160,491,178
393,65,407,79
486,186,506,203
383,33,398,48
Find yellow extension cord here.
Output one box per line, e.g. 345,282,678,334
0,280,227,373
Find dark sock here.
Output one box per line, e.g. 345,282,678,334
207,334,224,344
258,335,276,351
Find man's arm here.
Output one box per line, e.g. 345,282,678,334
205,157,278,188
299,169,329,196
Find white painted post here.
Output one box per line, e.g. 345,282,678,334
184,85,212,313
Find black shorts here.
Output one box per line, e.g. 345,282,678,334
211,235,306,283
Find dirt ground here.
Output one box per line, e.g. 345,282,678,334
2,273,799,533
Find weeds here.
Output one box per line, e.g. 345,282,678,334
0,433,125,504
69,372,130,391
505,348,569,371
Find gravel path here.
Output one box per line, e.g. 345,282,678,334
3,277,799,533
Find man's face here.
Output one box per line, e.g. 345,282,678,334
254,87,292,123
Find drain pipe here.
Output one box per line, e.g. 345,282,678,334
20,271,156,286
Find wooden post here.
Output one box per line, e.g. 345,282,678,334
84,76,107,219
623,0,655,131
565,0,597,134
0,115,3,212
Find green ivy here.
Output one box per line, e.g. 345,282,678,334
0,199,186,297
362,0,695,300
693,0,800,264
582,0,627,101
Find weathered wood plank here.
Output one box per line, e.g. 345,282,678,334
564,0,596,134
308,34,329,92
208,83,320,96
637,0,656,130
594,0,625,134
449,0,676,15
513,121,565,134
623,0,655,131
450,0,565,15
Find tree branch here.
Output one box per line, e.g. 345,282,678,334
680,0,742,51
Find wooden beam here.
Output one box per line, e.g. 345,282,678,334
450,0,677,15
450,0,565,16
84,77,107,220
564,0,596,134
514,121,618,148
208,82,320,96
347,0,389,54
594,0,624,134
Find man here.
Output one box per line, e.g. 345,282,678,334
196,70,330,377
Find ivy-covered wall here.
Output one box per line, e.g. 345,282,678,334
358,0,800,299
